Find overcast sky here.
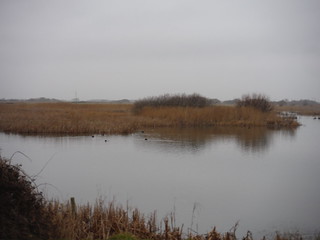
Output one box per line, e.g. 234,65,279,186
1,0,319,101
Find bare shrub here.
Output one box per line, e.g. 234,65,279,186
237,94,273,112
0,156,56,239
133,93,211,114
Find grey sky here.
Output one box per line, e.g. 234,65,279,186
1,0,320,101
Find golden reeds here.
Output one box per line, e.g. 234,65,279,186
45,197,183,240
0,102,299,135
44,197,246,240
0,103,140,135
44,197,309,240
138,106,299,128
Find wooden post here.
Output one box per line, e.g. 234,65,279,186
70,197,77,217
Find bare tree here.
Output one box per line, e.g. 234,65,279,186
237,94,273,112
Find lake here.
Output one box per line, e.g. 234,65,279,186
0,116,319,238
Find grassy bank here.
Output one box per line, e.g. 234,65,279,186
0,102,299,135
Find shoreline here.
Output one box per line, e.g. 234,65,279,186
0,103,300,136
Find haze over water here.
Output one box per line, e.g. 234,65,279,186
1,116,320,238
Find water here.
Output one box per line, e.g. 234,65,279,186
1,116,320,238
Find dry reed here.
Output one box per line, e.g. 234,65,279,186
43,197,259,240
0,102,299,135
45,197,184,240
44,197,310,240
138,106,299,128
0,103,141,135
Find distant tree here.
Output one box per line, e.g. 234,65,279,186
133,93,211,113
236,94,273,112
277,100,288,107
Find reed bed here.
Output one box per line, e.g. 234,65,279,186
0,103,142,135
40,197,311,240
138,106,299,128
0,102,299,135
45,197,185,240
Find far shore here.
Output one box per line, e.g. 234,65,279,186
0,102,302,135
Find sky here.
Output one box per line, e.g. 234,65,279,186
1,0,320,101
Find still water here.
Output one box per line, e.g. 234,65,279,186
1,116,320,238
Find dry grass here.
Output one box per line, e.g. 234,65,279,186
0,103,141,135
0,102,299,135
138,106,299,128
43,197,250,240
44,197,311,240
45,197,184,240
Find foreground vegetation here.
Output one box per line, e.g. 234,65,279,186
0,94,300,135
0,156,314,240
0,156,54,239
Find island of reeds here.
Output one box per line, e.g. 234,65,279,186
0,93,300,135
0,156,312,240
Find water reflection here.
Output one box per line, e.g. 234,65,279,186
136,127,297,153
0,118,319,238
235,128,297,152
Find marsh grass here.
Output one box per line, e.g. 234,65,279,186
138,106,299,128
47,199,165,240
0,102,299,135
30,197,314,240
43,197,243,240
0,103,140,135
